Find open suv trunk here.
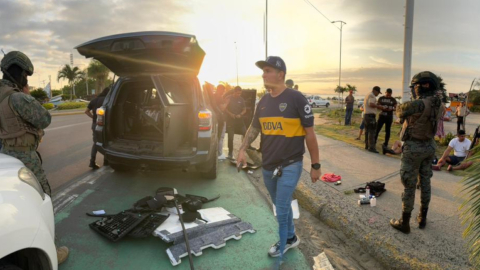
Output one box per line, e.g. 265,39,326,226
76,32,217,177
107,76,197,158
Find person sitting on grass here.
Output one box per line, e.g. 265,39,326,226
447,140,479,171
383,140,403,155
433,130,471,171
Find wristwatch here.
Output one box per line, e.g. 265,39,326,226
311,163,321,170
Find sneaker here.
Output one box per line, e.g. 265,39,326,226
89,161,100,169
268,235,300,257
228,152,233,159
56,246,69,265
218,154,226,160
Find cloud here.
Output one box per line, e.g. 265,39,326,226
0,0,188,85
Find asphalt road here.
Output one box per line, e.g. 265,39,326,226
39,113,95,193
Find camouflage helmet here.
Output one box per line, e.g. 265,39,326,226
1,51,34,76
410,71,439,90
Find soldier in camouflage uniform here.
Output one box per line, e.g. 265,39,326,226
0,51,52,195
390,71,443,234
0,51,70,264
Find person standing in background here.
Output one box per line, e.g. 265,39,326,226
344,89,355,125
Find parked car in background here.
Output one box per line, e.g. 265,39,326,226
306,95,330,108
357,100,364,108
75,31,218,179
0,154,57,270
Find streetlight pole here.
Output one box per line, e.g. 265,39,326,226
332,20,346,105
234,42,239,86
265,0,268,59
70,53,76,100
402,0,414,103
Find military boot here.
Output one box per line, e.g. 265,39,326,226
56,246,69,264
390,212,411,234
417,208,428,229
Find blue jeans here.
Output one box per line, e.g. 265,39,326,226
262,161,303,257
345,108,353,125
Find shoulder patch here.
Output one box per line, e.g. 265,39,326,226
304,104,312,114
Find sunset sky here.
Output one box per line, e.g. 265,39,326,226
1,0,479,96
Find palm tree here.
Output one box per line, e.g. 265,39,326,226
334,85,347,106
345,84,357,93
436,75,448,103
57,65,84,100
88,60,110,94
460,153,480,268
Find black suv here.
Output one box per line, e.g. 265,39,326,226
76,32,218,178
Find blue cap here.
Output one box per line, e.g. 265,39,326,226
255,56,287,74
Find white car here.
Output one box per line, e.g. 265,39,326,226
0,153,57,270
307,95,330,108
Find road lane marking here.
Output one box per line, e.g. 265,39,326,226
54,194,78,214
45,121,91,133
52,167,113,212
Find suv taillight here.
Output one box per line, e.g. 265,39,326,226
198,110,212,131
96,107,105,126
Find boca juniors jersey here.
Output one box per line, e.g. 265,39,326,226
252,88,314,170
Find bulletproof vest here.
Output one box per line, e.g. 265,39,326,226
0,85,43,147
401,96,441,141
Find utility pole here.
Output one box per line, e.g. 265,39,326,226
402,0,414,103
265,0,268,59
235,42,239,86
332,20,346,105
48,75,52,99
70,53,75,99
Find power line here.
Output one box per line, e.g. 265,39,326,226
302,0,340,29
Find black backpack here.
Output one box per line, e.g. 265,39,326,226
366,181,386,197
354,181,387,197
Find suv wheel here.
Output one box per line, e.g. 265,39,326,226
0,262,22,270
326,103,330,108
200,140,218,179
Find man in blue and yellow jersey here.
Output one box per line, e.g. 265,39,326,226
237,56,321,263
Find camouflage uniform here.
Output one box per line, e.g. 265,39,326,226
397,99,436,213
0,79,52,195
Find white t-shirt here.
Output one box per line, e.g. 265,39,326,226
363,92,377,115
449,138,472,157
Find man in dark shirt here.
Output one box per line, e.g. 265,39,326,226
344,90,355,125
375,88,397,148
85,87,110,169
213,84,227,159
237,56,320,263
225,86,246,159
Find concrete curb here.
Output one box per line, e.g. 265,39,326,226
293,182,442,270
245,150,444,270
50,110,85,117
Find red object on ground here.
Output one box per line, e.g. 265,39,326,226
321,173,342,183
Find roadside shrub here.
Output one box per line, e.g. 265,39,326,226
57,102,87,110
470,105,480,113
61,94,77,101
42,103,54,110
439,132,455,146
327,108,344,118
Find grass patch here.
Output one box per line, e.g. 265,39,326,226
57,102,87,110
